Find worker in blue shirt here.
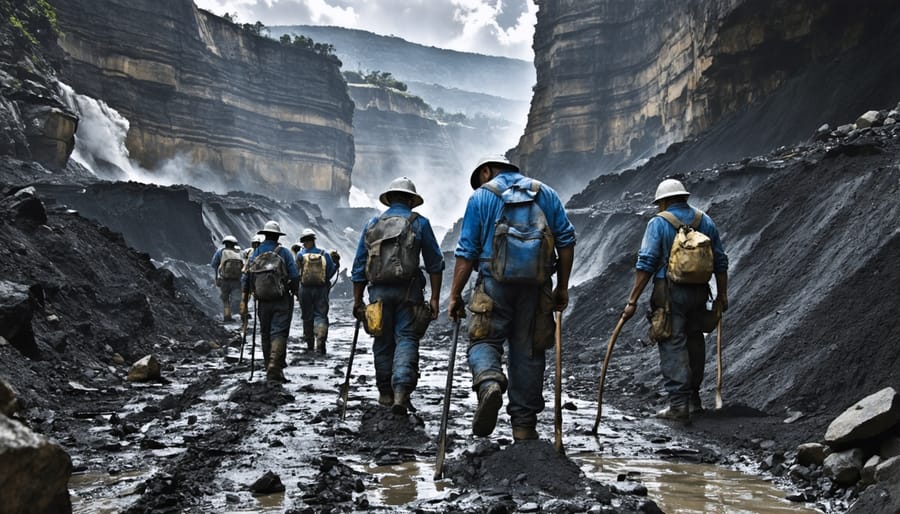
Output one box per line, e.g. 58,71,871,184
622,178,729,422
449,156,576,442
351,177,445,415
240,220,300,382
296,228,338,354
210,235,243,322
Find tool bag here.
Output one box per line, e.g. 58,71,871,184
483,178,555,284
657,210,714,284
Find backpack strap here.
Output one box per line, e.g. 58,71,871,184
482,179,504,197
657,209,701,229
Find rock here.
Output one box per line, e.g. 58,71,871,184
248,470,285,494
880,437,900,459
127,355,161,382
519,502,539,512
835,123,855,135
847,456,900,514
815,124,831,140
788,464,811,481
825,387,900,447
860,455,881,487
875,455,900,484
0,280,39,358
855,110,883,128
823,448,865,486
112,353,125,365
885,118,897,126
0,378,20,417
796,442,831,466
0,415,73,513
612,481,648,495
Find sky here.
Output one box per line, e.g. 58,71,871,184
193,0,537,60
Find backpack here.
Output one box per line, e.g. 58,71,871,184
657,210,714,284
248,250,288,301
484,178,555,284
364,213,421,285
218,248,243,280
300,250,327,286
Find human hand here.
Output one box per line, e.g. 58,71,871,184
553,286,569,311
448,295,466,322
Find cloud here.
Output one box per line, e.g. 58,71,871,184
193,0,536,59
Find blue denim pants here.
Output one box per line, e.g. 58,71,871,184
219,278,242,312
299,285,330,336
257,294,293,364
467,273,546,430
368,285,424,394
652,280,708,408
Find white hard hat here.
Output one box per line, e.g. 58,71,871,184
379,176,424,208
300,228,316,241
222,235,238,245
653,179,690,203
257,220,285,236
470,155,519,190
252,234,265,245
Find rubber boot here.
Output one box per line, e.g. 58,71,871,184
267,337,287,383
689,392,705,414
315,325,328,355
656,404,690,422
303,320,314,351
378,390,393,407
472,381,503,437
512,426,539,442
315,337,327,355
223,305,232,322
392,387,411,415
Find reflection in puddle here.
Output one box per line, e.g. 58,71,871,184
70,468,150,514
576,454,822,514
364,461,453,506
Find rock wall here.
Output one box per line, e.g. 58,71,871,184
515,0,900,196
50,0,355,204
0,0,76,169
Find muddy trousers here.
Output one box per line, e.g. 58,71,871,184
370,294,420,396
653,280,708,409
467,275,545,431
257,295,294,368
219,279,242,315
299,285,330,347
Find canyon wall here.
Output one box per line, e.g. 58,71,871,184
50,0,355,204
515,0,899,196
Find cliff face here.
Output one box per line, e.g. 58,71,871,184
0,0,76,169
50,0,355,204
515,0,900,196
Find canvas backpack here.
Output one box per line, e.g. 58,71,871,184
248,249,288,301
218,248,244,280
657,210,714,284
483,177,555,284
300,249,327,286
364,212,421,285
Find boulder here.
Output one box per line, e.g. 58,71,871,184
0,280,39,359
823,448,865,486
796,442,831,466
859,455,881,487
825,387,900,447
855,110,883,128
0,378,20,418
875,455,900,484
248,470,285,494
835,123,855,135
127,355,161,382
0,415,73,513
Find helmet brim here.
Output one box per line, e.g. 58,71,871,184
379,189,424,208
470,160,519,190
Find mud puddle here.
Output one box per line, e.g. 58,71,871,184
68,304,824,512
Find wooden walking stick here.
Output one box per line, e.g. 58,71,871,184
715,308,724,410
554,312,565,455
339,320,362,421
591,315,626,435
434,319,461,480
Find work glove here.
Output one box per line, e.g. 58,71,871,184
353,302,366,322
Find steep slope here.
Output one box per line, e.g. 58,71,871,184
49,0,355,204
515,0,900,197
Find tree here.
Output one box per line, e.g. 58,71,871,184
279,34,291,45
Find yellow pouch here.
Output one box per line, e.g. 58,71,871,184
365,300,383,337
647,306,671,343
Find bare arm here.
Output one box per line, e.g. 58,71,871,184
428,272,443,320
714,272,728,313
448,257,476,321
622,270,653,321
553,245,575,311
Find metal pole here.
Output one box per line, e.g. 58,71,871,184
434,320,461,480
339,320,362,420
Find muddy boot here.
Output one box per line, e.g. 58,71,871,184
472,381,503,437
304,335,314,352
223,305,232,322
512,426,538,442
377,390,393,406
267,337,287,383
392,387,411,415
656,404,690,422
315,325,328,355
689,393,705,414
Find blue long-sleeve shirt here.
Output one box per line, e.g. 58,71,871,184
242,240,300,289
636,202,729,279
298,246,337,282
454,171,577,264
351,203,445,286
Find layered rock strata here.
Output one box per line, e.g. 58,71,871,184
50,0,355,203
515,0,900,196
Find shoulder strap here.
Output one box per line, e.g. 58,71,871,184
690,210,703,229
482,179,504,197
656,211,682,228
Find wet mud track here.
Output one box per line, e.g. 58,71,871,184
67,305,822,513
